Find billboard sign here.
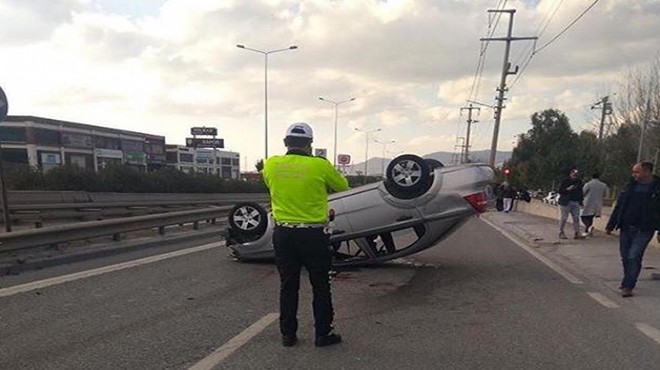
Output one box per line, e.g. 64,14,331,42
337,154,351,165
186,137,224,148
191,127,217,136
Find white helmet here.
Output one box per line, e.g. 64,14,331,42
285,122,313,140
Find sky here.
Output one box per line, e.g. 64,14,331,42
0,0,659,170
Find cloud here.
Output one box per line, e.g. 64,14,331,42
1,0,658,164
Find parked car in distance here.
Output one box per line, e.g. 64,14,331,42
222,154,495,267
543,191,559,205
532,190,545,199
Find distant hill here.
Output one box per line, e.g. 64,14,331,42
341,150,512,176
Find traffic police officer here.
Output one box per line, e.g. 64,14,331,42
263,122,349,347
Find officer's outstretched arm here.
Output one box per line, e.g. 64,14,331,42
325,164,349,193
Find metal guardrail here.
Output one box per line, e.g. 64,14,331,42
1,193,270,228
0,205,234,253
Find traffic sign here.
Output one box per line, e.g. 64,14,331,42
314,148,327,158
0,86,7,122
190,127,218,136
337,154,351,165
186,138,224,148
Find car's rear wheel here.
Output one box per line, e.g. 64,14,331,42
385,154,432,199
228,202,268,236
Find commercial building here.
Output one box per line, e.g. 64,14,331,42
165,145,240,179
0,116,239,178
1,116,166,172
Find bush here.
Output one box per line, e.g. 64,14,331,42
1,164,267,193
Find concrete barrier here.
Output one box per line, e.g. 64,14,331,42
513,199,660,248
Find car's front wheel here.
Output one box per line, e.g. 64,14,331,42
384,154,432,199
228,202,268,236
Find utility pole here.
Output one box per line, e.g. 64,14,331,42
591,95,612,140
460,104,480,163
453,137,465,166
480,9,537,167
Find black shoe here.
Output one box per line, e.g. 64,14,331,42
282,335,298,347
621,288,633,298
315,333,342,347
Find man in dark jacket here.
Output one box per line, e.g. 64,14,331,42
558,169,585,239
606,162,660,298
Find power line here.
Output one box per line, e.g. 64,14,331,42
467,0,508,102
511,0,561,68
535,0,601,54
511,0,600,91
537,0,566,38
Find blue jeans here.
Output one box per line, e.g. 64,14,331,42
559,201,581,235
619,226,654,289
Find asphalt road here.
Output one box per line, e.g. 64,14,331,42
2,217,660,369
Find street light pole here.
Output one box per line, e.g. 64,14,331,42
374,139,395,176
236,44,297,159
355,127,381,183
319,97,356,167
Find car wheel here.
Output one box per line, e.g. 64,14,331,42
228,202,268,236
385,154,432,199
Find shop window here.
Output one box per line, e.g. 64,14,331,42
2,148,28,163
33,128,61,145
121,140,143,152
166,151,177,162
65,153,93,169
94,136,121,150
180,153,194,163
62,132,93,148
0,127,26,142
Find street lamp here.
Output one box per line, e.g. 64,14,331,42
374,139,396,176
318,97,356,167
236,44,298,159
354,127,381,183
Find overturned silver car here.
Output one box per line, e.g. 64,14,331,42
223,154,494,266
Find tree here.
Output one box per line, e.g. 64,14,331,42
255,159,264,172
508,109,579,190
613,55,660,161
601,124,639,189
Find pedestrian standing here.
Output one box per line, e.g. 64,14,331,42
606,162,660,298
558,169,585,239
581,173,608,236
263,122,350,347
501,182,516,213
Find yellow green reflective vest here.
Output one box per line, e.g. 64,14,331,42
263,152,350,224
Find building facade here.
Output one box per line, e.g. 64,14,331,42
1,116,167,172
165,145,240,179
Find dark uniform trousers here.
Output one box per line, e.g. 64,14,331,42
273,226,333,338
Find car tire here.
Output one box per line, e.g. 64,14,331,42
384,154,432,199
228,202,268,236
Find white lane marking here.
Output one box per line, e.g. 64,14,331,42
636,323,660,345
188,312,279,370
587,292,619,308
0,241,225,298
481,217,584,284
